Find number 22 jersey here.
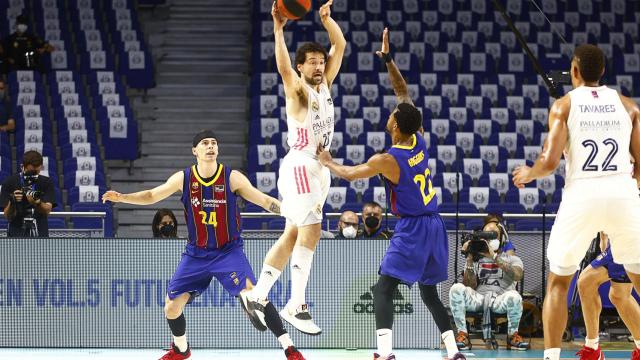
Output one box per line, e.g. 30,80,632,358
386,133,439,217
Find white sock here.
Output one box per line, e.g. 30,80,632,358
290,246,314,308
278,333,294,350
585,337,599,350
376,328,393,357
442,330,459,359
543,348,561,360
173,334,188,353
634,338,640,349
252,264,282,301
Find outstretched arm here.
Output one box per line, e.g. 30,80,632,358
230,170,281,214
318,148,399,183
272,2,303,97
102,171,183,205
512,95,570,187
319,0,346,88
376,27,412,106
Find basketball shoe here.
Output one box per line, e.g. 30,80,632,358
239,291,267,331
280,303,322,335
455,331,472,350
576,345,605,360
285,346,305,360
506,331,530,350
373,353,395,359
159,343,190,360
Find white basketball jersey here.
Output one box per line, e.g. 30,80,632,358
565,86,632,181
286,83,335,159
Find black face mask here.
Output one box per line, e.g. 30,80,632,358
365,216,380,229
160,224,175,237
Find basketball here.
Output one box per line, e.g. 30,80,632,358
277,0,312,20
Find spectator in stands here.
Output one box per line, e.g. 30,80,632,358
483,213,516,255
358,202,392,239
0,81,15,133
335,210,358,239
0,151,56,237
449,220,529,351
2,15,54,73
152,208,178,238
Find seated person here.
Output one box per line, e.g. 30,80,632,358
576,232,640,360
357,201,392,239
449,218,529,351
335,210,358,239
152,208,178,238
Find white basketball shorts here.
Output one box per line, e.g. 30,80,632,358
548,174,640,274
278,151,331,226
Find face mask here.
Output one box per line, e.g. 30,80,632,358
17,24,28,33
341,226,357,239
365,216,380,229
489,239,501,251
160,224,175,237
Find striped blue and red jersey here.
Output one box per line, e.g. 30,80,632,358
181,164,242,252
385,133,439,217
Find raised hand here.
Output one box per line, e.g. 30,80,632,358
375,27,390,58
102,190,122,204
271,1,288,30
319,0,333,22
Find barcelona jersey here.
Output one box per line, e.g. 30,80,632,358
386,134,438,217
181,164,242,253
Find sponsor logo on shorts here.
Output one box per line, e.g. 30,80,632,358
353,286,413,315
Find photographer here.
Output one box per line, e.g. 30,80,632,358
0,151,55,237
449,222,529,351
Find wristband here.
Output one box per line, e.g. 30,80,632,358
380,52,393,63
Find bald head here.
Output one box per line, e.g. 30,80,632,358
339,211,358,229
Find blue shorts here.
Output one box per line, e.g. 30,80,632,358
379,214,448,286
167,242,256,300
590,247,630,283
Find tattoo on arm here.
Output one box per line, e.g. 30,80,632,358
268,201,281,215
386,60,412,105
496,258,523,281
462,262,477,289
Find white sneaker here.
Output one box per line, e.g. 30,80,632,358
239,292,267,331
279,303,322,335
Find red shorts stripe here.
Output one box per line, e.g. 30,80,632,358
294,166,302,194
302,166,311,193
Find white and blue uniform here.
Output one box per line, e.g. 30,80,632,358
548,86,640,274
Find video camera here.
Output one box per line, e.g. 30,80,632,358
461,230,499,261
20,171,43,202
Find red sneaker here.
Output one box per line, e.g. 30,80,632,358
159,343,191,360
631,348,640,360
373,354,396,359
576,346,605,360
285,346,306,360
